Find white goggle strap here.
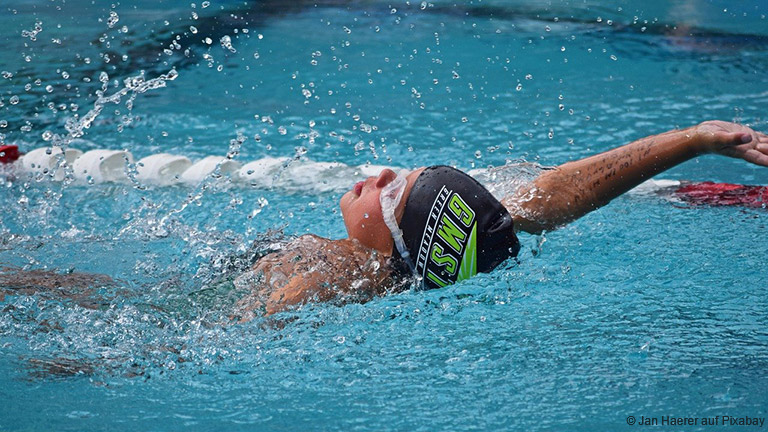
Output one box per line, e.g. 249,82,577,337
380,171,417,274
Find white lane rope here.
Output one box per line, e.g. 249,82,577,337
9,144,396,193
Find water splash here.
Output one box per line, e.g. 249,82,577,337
21,21,43,42
34,69,179,180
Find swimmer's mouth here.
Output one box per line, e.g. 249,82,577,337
353,181,364,196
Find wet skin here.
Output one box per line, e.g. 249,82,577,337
339,167,425,254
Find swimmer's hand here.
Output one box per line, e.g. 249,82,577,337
696,120,768,167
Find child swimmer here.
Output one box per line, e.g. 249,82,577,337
232,120,768,319
2,120,766,319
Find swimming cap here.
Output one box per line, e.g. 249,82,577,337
394,165,520,289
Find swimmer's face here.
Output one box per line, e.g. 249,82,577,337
340,167,425,253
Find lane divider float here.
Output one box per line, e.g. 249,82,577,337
0,144,393,192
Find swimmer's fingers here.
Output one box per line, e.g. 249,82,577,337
740,132,768,166
743,149,768,167
721,144,768,167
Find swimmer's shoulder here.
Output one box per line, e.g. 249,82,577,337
257,234,386,268
237,234,402,317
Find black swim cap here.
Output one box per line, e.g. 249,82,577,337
396,165,520,289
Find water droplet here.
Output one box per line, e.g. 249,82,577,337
474,150,482,159
220,35,236,53
204,37,212,45
21,21,43,42
107,11,119,28
61,71,69,79
277,126,287,135
0,120,8,128
515,83,523,91
41,130,53,141
525,74,533,80
190,26,198,34
610,54,618,61
9,96,19,105
202,1,210,7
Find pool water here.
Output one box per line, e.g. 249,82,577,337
1,1,767,430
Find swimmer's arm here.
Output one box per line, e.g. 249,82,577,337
0,266,116,306
505,121,768,233
238,236,394,317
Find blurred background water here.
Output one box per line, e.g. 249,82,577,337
1,1,767,431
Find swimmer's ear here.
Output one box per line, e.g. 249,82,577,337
375,168,398,188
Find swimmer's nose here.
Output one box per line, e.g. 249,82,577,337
375,168,397,188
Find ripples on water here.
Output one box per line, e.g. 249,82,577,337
1,1,767,430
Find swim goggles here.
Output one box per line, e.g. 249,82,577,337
379,170,417,274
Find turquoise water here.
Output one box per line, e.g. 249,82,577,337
1,1,768,430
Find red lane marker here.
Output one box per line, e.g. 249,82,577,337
0,145,20,164
675,181,768,208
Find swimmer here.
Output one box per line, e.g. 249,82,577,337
233,120,768,319
2,121,766,320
